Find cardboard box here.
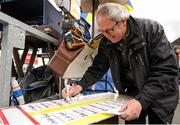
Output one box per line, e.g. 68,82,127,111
81,0,93,12
99,0,128,5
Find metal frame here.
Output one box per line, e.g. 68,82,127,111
0,11,58,107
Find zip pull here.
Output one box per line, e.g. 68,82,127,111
137,54,144,66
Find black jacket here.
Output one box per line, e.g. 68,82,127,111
77,16,179,123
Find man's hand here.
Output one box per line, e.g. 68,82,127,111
119,99,142,121
62,84,82,98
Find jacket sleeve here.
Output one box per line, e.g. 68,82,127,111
135,21,179,110
76,43,110,90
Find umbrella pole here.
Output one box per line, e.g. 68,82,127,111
91,0,95,38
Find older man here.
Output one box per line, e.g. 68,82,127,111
62,3,179,124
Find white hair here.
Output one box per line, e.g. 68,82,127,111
96,3,130,21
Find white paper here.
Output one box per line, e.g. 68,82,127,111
2,108,34,125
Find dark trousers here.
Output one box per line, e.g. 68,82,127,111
125,108,166,124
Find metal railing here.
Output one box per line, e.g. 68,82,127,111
0,11,58,107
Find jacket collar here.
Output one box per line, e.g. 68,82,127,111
126,16,146,51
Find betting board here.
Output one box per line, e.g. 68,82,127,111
0,92,130,125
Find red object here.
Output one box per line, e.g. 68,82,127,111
25,53,38,65
19,107,40,125
0,109,9,125
178,53,180,59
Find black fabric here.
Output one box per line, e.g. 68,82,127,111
19,65,57,103
116,44,137,88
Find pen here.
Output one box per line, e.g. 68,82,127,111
66,84,70,102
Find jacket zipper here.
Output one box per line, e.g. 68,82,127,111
128,49,140,91
138,54,145,66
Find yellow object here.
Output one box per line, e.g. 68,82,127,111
0,93,130,124
88,34,103,49
86,12,93,23
125,4,133,12
29,97,112,116
70,0,81,19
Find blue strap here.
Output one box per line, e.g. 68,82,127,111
12,89,23,97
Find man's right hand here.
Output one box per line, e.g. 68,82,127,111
61,84,82,98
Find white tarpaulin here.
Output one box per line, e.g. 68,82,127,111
130,0,180,42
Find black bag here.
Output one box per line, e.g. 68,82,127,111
19,65,57,103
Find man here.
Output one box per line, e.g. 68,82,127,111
174,44,180,66
62,3,179,124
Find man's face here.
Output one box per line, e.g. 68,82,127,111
97,15,127,43
176,48,180,53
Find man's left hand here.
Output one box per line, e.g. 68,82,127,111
119,99,142,121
